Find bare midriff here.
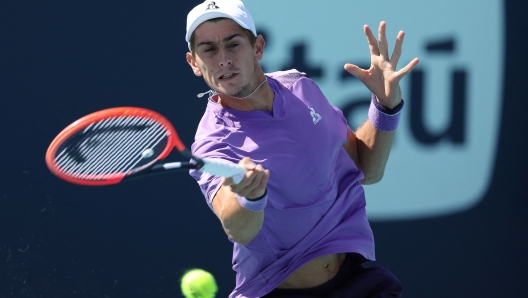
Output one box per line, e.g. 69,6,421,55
276,253,347,289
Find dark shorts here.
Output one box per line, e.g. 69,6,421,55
263,253,402,298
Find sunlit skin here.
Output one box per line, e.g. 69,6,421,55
186,19,274,112
345,22,420,109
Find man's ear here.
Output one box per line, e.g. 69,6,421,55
186,52,203,77
254,35,265,61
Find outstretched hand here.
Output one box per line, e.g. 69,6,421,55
344,21,419,109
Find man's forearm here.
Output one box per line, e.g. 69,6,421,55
212,185,264,245
354,119,396,185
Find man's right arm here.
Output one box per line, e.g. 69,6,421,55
212,157,270,245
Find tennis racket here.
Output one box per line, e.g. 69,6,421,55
45,107,246,186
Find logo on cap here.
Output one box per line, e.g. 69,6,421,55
206,1,219,11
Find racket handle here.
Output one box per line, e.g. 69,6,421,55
200,158,246,184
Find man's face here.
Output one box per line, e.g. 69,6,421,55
186,19,263,98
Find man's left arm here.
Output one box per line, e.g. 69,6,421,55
342,21,419,184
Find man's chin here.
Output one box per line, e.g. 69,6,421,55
217,88,247,99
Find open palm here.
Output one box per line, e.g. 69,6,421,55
344,21,419,109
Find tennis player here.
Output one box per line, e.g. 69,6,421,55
186,0,419,297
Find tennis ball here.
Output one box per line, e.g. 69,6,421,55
180,268,218,298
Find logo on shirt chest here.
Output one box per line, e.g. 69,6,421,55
309,108,322,124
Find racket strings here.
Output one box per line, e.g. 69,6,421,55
55,116,169,179
95,119,166,177
56,116,138,175
77,117,152,176
57,116,136,171
72,117,148,177
62,117,165,178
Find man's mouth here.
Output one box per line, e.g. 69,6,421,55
219,73,236,80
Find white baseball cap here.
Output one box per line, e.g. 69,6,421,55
186,0,257,49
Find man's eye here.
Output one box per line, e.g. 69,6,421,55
229,43,239,48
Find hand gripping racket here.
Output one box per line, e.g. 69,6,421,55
45,107,246,186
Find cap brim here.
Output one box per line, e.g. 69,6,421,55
186,11,254,43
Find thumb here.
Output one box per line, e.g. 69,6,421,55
221,176,234,186
239,157,256,171
344,63,366,80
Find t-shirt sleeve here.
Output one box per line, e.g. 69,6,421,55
331,104,353,143
189,137,239,213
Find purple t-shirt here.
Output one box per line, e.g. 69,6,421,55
190,70,375,298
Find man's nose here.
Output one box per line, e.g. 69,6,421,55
218,48,232,67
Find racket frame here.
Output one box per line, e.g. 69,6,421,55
45,107,200,186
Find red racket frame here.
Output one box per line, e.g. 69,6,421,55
45,107,186,186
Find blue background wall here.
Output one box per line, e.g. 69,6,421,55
1,1,527,297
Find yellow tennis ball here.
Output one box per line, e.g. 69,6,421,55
180,268,218,298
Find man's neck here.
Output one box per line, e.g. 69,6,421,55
218,79,274,112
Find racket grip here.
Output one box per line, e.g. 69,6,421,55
200,158,246,184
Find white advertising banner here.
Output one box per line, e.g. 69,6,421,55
247,0,504,220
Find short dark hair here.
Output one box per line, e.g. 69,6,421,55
189,17,257,53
